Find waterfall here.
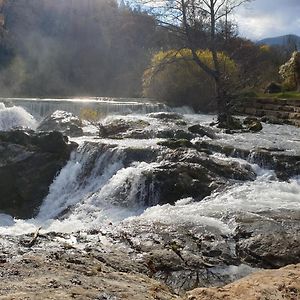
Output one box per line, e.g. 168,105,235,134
0,98,170,119
0,102,37,131
36,142,159,229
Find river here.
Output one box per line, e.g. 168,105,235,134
0,98,299,292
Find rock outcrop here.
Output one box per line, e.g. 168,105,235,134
37,110,84,137
196,140,300,180
150,148,256,205
0,229,299,299
0,130,77,218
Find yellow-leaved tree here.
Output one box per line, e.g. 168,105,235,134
143,49,237,112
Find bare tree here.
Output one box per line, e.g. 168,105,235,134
139,0,253,119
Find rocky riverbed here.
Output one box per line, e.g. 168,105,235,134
0,103,300,299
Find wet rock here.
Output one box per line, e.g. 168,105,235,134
100,118,150,138
162,149,256,181
103,220,253,294
251,148,300,180
243,117,263,132
151,162,217,203
0,130,77,219
243,116,260,126
37,110,84,137
217,114,244,130
157,129,194,140
196,140,300,180
248,122,263,132
121,129,152,139
158,139,194,149
148,149,256,204
148,112,183,120
188,124,216,139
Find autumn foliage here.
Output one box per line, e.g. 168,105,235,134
143,49,237,111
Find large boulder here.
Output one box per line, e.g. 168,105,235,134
188,124,216,139
146,149,256,205
37,110,83,137
100,118,150,138
234,210,300,269
243,117,263,132
0,130,77,219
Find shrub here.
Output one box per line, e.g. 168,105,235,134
143,49,237,112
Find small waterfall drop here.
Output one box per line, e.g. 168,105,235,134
36,142,159,230
37,143,125,220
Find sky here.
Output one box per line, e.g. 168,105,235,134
234,0,300,40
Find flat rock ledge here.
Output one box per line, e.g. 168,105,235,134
0,244,299,300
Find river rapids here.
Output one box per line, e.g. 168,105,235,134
0,99,299,293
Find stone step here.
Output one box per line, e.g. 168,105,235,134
234,98,300,127
242,98,300,107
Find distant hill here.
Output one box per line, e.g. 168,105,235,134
258,34,300,50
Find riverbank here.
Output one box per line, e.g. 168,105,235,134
235,97,300,126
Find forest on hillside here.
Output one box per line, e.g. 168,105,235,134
0,0,297,110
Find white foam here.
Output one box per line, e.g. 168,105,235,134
123,177,300,235
0,106,37,131
37,144,125,220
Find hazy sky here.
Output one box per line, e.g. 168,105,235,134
234,0,300,40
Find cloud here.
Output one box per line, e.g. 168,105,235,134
234,0,300,40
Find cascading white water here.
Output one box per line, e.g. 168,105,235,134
37,143,125,220
123,171,300,233
2,141,156,233
1,142,299,236
0,102,37,131
0,107,299,237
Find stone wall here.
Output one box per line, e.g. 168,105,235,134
235,98,300,127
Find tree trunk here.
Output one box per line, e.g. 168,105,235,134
215,76,229,116
296,66,300,92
